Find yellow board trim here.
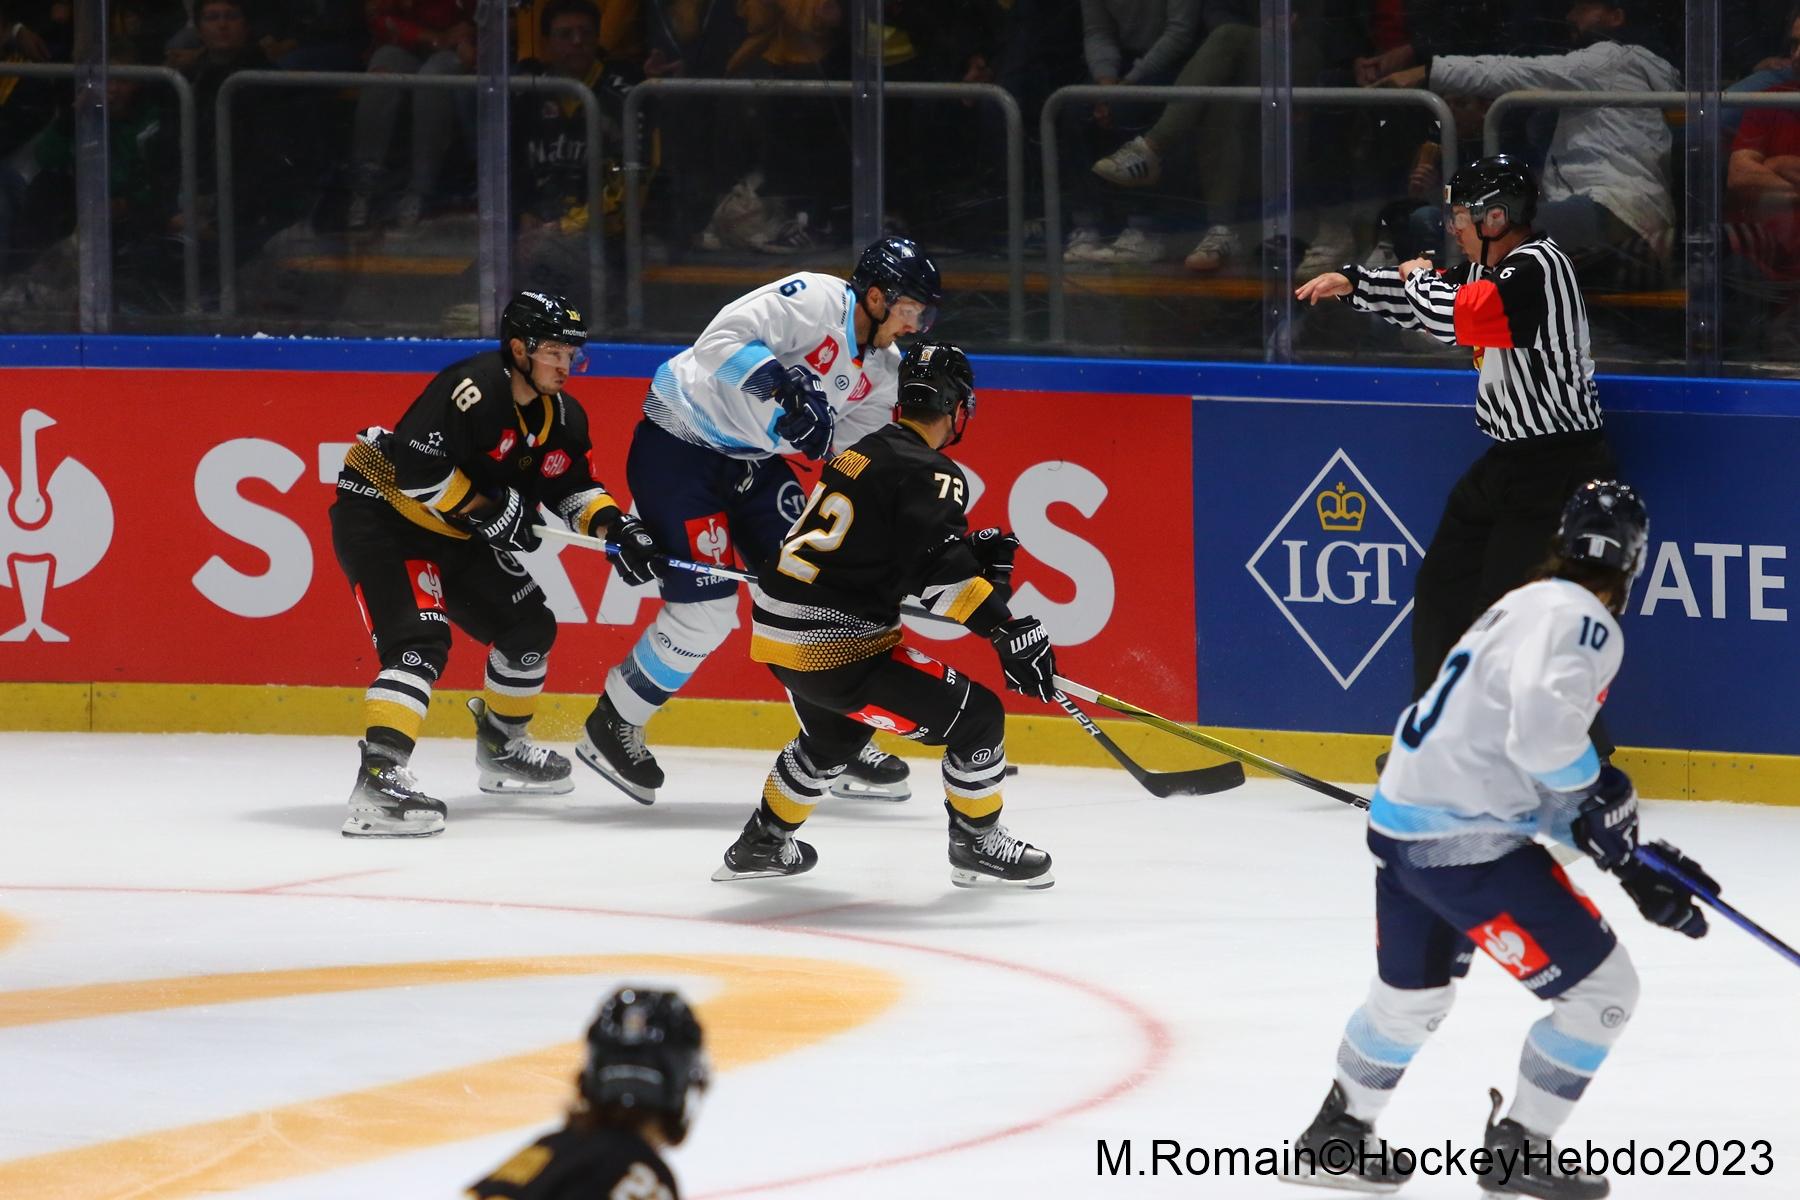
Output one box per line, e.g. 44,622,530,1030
2,682,1796,806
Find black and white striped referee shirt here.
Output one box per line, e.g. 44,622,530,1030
1346,235,1603,441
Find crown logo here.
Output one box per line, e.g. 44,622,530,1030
1316,482,1366,533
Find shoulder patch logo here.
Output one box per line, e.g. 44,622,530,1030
487,429,517,461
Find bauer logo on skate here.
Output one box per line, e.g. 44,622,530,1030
1245,450,1424,689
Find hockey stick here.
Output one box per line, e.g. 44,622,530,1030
1636,844,1800,969
1054,675,1372,810
540,526,1243,798
1053,692,1245,797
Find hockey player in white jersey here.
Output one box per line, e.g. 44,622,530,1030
1284,481,1717,1199
577,237,942,804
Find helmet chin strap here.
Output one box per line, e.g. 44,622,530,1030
855,288,889,351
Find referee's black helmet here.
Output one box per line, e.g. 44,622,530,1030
1447,154,1539,229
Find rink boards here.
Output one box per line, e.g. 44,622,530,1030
1,336,1795,801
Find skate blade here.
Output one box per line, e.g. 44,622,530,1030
827,778,911,802
710,862,814,882
574,740,657,805
949,867,1055,890
1276,1172,1401,1195
478,770,576,797
341,816,444,839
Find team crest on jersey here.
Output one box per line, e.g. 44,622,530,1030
487,429,517,461
540,449,571,478
847,373,874,404
685,513,731,565
1468,914,1551,980
405,560,446,612
1245,449,1424,689
805,337,839,375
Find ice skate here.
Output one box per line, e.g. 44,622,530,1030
711,810,818,881
1279,1082,1413,1193
1478,1090,1608,1198
828,742,912,801
576,694,663,804
947,808,1053,889
468,697,574,796
342,741,446,838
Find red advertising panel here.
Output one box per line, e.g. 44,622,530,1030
0,370,1197,718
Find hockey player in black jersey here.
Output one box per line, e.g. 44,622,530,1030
712,343,1058,888
329,291,660,837
468,986,707,1200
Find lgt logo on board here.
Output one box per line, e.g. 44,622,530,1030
1245,449,1424,689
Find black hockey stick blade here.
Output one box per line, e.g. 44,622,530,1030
1055,693,1245,797
1055,675,1369,810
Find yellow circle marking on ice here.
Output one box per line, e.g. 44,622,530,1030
0,952,901,1198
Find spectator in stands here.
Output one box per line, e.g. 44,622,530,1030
1724,5,1800,142
260,1,369,72
513,0,634,310
7,44,175,284
345,0,476,231
689,0,848,254
515,0,641,79
1376,0,1680,286
1724,17,1800,356
1060,0,1201,264
0,2,70,272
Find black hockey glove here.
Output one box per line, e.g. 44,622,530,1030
1570,765,1638,870
472,488,541,553
990,616,1057,702
774,365,834,460
967,527,1021,601
607,513,662,587
1616,841,1715,939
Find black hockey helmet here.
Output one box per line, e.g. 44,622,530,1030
896,342,975,444
851,236,941,332
500,290,588,360
579,987,709,1143
1447,154,1539,229
1555,480,1649,613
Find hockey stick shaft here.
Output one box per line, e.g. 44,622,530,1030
1636,844,1800,969
1054,675,1371,810
534,525,957,625
1052,692,1243,797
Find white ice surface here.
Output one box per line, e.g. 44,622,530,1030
0,732,1794,1198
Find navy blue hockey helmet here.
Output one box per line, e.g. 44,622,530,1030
501,290,588,359
1555,480,1649,612
896,342,975,443
852,237,941,332
580,987,709,1143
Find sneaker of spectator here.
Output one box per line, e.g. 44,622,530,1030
391,191,424,230
757,211,812,254
1063,225,1108,262
1091,226,1164,264
1183,223,1240,272
1092,136,1163,188
698,171,785,252
1296,220,1355,277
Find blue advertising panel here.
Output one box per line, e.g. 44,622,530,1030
1193,392,1800,756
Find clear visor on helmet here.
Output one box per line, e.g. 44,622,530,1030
891,294,938,334
529,340,588,372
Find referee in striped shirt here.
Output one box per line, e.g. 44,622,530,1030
1297,155,1618,749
